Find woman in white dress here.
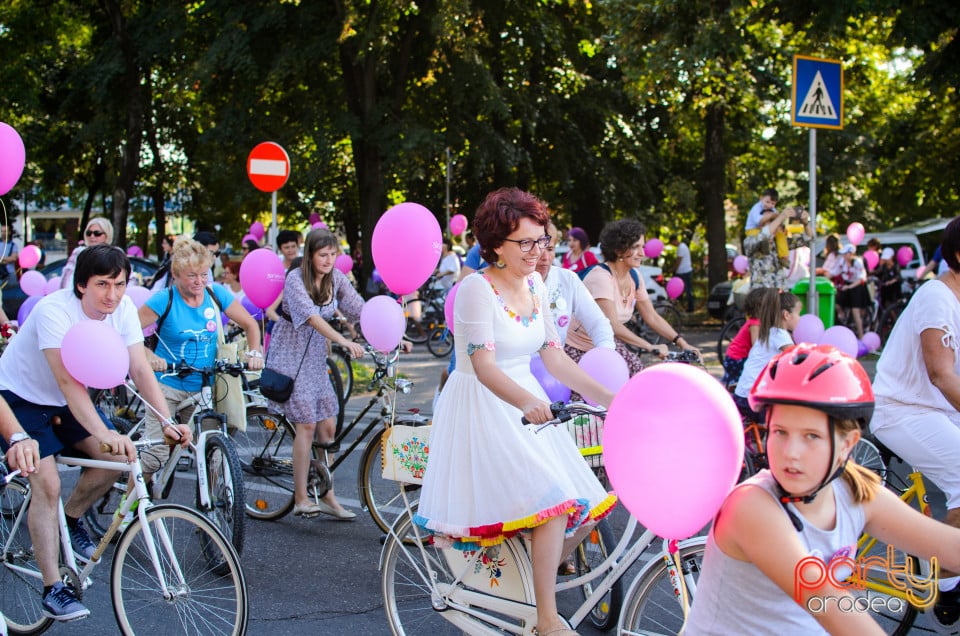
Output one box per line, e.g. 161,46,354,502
415,187,616,636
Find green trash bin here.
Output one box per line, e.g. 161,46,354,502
792,276,836,329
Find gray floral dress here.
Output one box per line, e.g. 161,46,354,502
266,268,363,423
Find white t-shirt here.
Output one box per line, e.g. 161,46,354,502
543,266,615,349
874,280,960,411
735,327,794,398
437,252,461,290
675,242,693,275
745,201,776,231
0,289,143,406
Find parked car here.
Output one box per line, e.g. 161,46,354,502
2,256,159,320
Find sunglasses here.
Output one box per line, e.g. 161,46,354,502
85,230,105,238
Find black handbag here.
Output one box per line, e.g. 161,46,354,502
260,331,313,403
259,368,295,402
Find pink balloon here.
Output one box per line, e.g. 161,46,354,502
125,285,153,308
846,222,865,246
444,281,459,335
819,325,858,358
20,270,46,297
249,221,266,240
239,248,285,308
43,276,61,295
312,221,327,230
372,202,442,295
18,245,41,270
17,296,40,326
126,245,144,258
863,249,879,271
863,331,881,353
309,212,322,225
335,254,353,275
733,254,749,274
241,233,258,246
360,295,405,353
530,354,571,403
793,313,825,345
643,238,664,259
449,214,468,236
604,364,743,540
577,348,629,405
915,265,927,279
896,245,914,267
142,322,157,338
60,320,130,389
0,122,26,196
666,277,685,300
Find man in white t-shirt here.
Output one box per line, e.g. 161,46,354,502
436,238,461,291
0,245,190,621
671,234,694,312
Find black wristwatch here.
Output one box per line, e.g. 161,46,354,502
7,431,31,447
672,334,682,345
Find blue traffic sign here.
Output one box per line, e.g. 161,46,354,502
792,55,843,129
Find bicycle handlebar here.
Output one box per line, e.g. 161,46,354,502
521,401,607,427
636,348,701,363
162,359,251,379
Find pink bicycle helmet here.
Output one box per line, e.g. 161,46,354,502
748,343,874,425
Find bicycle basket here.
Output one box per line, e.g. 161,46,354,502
565,414,604,468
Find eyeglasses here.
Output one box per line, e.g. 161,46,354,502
502,235,551,252
85,230,105,238
183,272,210,282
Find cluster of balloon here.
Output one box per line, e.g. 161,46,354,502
239,248,285,309
61,321,130,389
792,313,881,357
603,364,743,540
643,238,664,259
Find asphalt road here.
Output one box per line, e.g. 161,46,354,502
29,326,950,635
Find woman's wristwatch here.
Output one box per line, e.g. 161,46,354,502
7,431,31,447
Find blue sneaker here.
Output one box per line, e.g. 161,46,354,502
68,519,96,561
41,582,90,621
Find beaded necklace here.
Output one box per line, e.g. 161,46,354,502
484,274,540,327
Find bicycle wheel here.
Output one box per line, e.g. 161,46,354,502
426,326,454,358
0,481,52,636
618,539,706,635
716,315,746,362
195,433,245,564
111,504,247,635
574,519,622,631
853,538,920,635
326,358,345,442
851,438,887,484
234,406,296,520
381,513,531,635
877,300,906,347
403,299,429,344
329,345,354,402
91,386,141,435
358,422,423,536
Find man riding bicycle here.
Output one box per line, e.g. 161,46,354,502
0,245,190,622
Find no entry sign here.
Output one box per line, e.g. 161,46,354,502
247,142,290,192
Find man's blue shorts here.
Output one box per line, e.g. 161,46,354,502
0,389,115,459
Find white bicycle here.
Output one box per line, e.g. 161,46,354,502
378,402,706,635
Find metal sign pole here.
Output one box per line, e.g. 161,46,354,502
270,190,278,252
808,128,818,316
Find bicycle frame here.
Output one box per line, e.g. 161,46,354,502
382,487,698,633
3,448,183,597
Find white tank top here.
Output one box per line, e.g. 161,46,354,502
684,470,865,635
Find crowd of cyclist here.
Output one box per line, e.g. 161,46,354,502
4,198,960,635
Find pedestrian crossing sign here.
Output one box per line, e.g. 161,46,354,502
792,55,843,129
